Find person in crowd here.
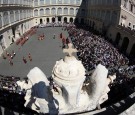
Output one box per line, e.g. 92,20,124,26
66,37,70,45
28,53,32,61
6,51,10,57
12,50,16,57
23,57,27,64
67,24,130,72
60,33,62,39
53,33,56,39
9,59,13,66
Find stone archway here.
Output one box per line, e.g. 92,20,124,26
47,18,49,23
0,35,5,50
130,44,135,58
58,16,62,22
52,17,55,23
70,18,73,23
115,32,121,45
40,18,43,24
12,26,16,38
121,37,129,53
64,17,67,23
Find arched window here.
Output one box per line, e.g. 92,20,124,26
64,8,68,15
15,0,19,4
70,0,74,4
10,11,14,23
121,37,129,53
3,0,8,4
70,17,73,22
63,0,68,4
34,9,38,16
40,0,44,5
58,8,62,15
24,10,27,19
115,32,121,45
34,0,38,6
52,17,55,22
0,14,2,28
20,0,22,5
40,9,44,16
28,10,30,18
46,18,49,23
21,10,24,19
111,11,117,24
52,0,56,4
51,8,56,15
45,0,50,4
15,10,19,21
70,8,74,15
46,8,50,15
76,0,80,4
3,12,9,26
20,10,23,20
9,0,14,4
57,0,62,4
64,17,67,23
31,10,33,17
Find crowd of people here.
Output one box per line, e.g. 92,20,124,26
0,75,20,93
1,27,36,66
2,50,16,66
0,89,37,114
38,33,45,40
65,24,135,107
16,27,36,46
67,25,129,71
22,53,32,64
0,22,135,113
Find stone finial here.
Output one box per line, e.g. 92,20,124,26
63,43,77,57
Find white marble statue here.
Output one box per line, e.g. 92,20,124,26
19,43,116,114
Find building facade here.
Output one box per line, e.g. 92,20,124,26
33,0,83,25
0,0,84,55
0,0,135,58
0,0,34,54
85,0,135,57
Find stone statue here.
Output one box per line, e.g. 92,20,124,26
18,43,116,114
